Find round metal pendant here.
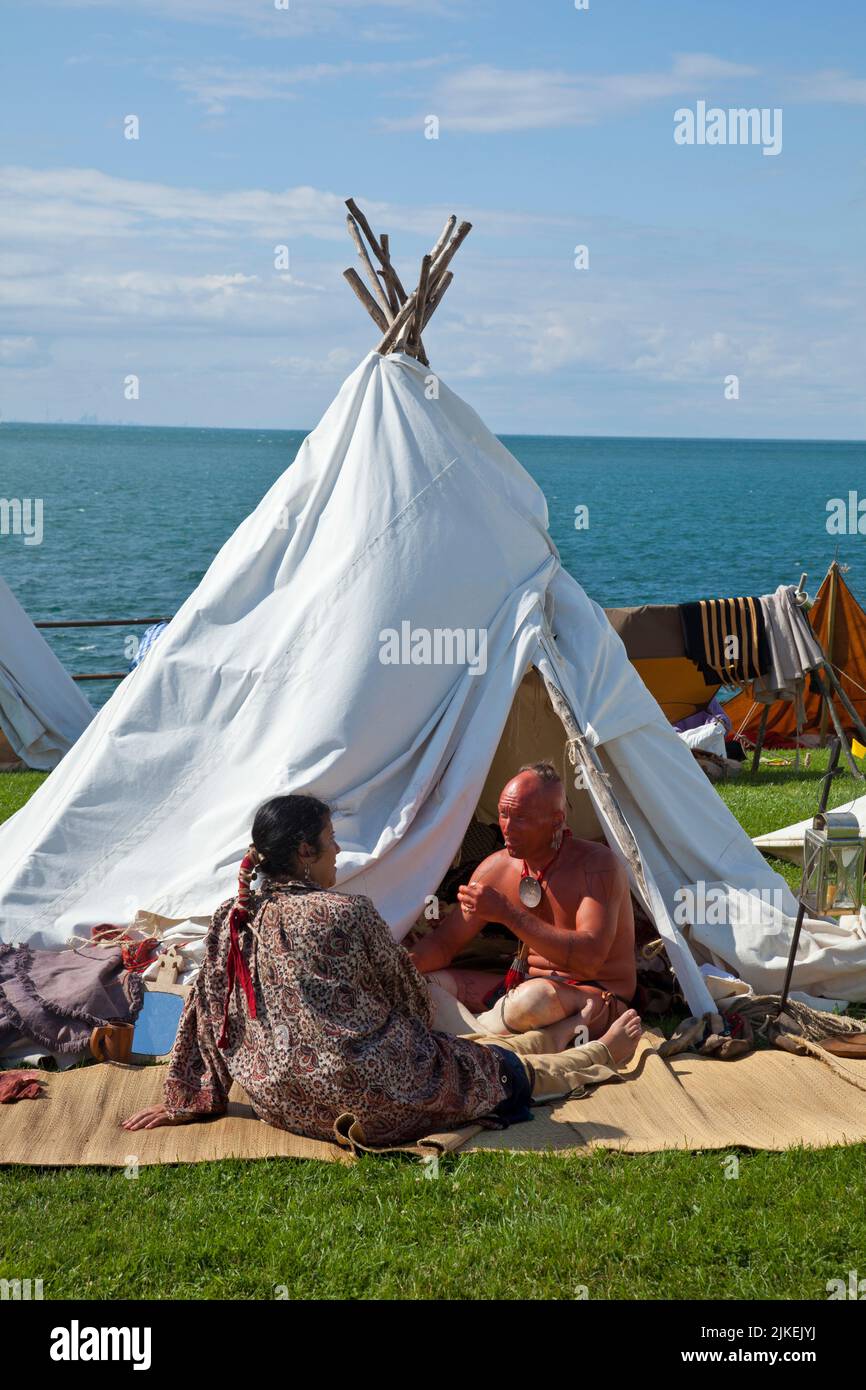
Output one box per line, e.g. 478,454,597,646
519,876,543,909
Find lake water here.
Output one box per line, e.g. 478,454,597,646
1,423,863,709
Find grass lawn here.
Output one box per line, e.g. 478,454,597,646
1,754,865,1301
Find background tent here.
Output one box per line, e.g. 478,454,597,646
604,604,720,724
0,574,94,771
722,564,866,747
1,203,863,1013
754,792,866,864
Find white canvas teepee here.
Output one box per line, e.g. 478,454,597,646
0,203,862,1012
753,796,866,864
0,574,94,770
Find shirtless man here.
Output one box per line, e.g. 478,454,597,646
409,762,637,1039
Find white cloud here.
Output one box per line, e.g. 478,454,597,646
382,52,760,134
0,166,861,436
269,346,357,374
0,165,559,354
0,265,330,333
172,56,449,115
0,166,351,245
792,69,866,105
0,336,41,365
36,0,454,38
0,165,554,251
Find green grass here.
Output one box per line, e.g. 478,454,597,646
1,756,865,1301
0,769,46,824
2,1146,865,1300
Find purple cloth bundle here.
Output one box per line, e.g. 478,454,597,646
0,943,144,1056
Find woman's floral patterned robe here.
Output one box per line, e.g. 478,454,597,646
163,881,507,1145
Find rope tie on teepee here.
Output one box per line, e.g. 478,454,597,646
218,845,260,1049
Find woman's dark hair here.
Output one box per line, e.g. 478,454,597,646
251,794,331,878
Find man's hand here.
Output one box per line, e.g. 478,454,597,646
457,880,515,926
121,1105,196,1131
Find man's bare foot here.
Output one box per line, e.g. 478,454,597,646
599,1008,643,1066
530,1011,588,1053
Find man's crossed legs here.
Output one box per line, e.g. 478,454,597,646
429,967,629,1041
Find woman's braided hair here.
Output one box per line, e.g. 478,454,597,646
217,793,331,1049
251,794,332,879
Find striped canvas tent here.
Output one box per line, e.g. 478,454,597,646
723,564,866,747
603,604,721,725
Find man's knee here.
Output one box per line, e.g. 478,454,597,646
503,977,562,1030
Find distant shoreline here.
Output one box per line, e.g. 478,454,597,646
1,420,863,446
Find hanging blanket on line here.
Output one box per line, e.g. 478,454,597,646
681,596,770,685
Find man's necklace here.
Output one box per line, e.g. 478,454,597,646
518,830,571,909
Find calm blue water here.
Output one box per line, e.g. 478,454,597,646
1,423,863,709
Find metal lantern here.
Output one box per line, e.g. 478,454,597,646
800,811,865,917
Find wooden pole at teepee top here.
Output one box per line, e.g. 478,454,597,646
346,199,409,302
378,235,400,314
345,198,385,262
404,254,431,357
375,291,422,354
422,270,453,330
425,220,471,297
429,214,457,263
342,198,470,358
346,214,393,323
342,268,389,333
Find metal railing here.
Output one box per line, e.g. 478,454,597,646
34,616,173,682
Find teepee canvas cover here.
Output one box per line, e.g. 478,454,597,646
0,346,816,1013
0,575,94,770
1,204,863,1012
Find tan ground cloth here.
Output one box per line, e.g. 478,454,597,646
3,1030,866,1165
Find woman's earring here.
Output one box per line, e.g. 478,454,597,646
551,827,563,851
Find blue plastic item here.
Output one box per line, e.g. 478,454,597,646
133,990,185,1058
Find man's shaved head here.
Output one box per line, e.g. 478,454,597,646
518,761,565,792
498,762,566,861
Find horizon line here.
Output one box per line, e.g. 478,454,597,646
2,419,864,446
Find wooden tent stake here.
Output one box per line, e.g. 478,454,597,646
821,660,866,749
811,670,863,778
751,704,770,773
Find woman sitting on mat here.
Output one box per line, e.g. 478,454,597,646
122,794,642,1147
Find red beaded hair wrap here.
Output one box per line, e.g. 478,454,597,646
218,845,260,1049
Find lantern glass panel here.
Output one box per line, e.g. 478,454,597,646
800,827,865,917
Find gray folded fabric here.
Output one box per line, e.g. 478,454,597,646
753,585,825,718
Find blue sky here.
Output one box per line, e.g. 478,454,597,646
0,0,864,435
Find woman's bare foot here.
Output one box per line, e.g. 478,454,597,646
599,1008,643,1066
